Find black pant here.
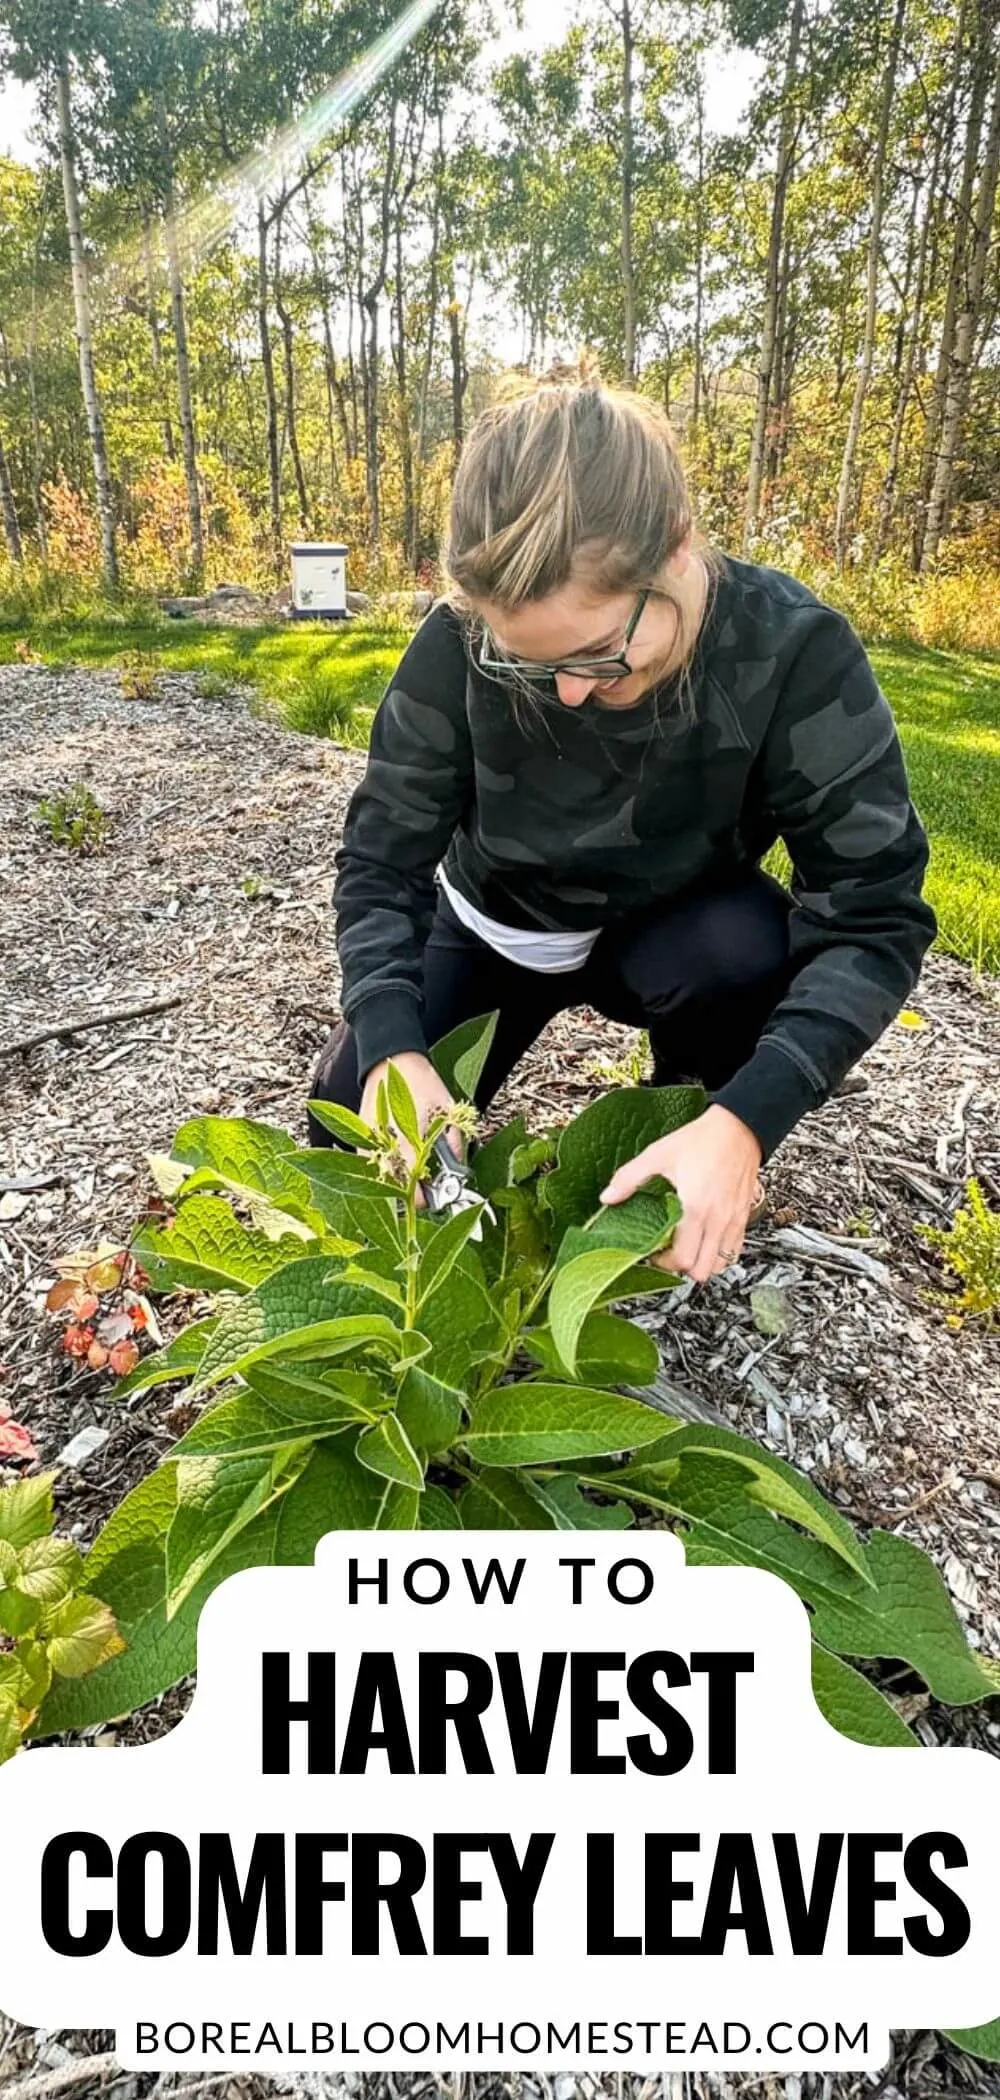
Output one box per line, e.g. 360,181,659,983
306,869,795,1145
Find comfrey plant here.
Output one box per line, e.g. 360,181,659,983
30,1014,1000,1766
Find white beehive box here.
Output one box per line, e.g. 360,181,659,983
289,541,349,619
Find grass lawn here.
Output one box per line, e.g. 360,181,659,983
0,610,406,746
3,610,998,976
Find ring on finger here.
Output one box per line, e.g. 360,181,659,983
716,1243,739,1265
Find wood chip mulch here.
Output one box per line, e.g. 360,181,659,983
1,661,999,2100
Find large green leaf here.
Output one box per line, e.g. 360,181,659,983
942,2021,1000,2062
459,1468,557,1528
462,1383,670,1466
809,1646,916,1747
169,1116,326,1235
416,1203,488,1306
30,1443,406,1738
396,1365,464,1455
415,1261,502,1387
134,1196,310,1295
470,1117,528,1198
428,1010,499,1100
523,1474,634,1530
808,1529,999,1705
166,1371,376,1461
420,1485,464,1529
165,1444,313,1620
306,1099,376,1148
356,1414,425,1491
523,1310,659,1386
191,1257,403,1393
109,1318,219,1400
610,1423,868,1579
548,1190,682,1376
542,1084,706,1238
615,1453,995,1704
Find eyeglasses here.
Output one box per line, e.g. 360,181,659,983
476,587,651,687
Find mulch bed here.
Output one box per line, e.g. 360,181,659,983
1,661,999,2100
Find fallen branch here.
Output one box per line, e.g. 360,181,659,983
766,1224,892,1285
1,994,182,1060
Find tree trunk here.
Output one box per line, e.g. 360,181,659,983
392,218,415,571
874,123,944,562
56,56,119,591
413,160,442,569
743,0,804,553
620,0,638,384
913,0,981,567
921,21,1000,565
691,62,706,436
156,94,204,581
834,0,907,570
0,423,22,563
273,201,309,536
140,207,176,463
28,204,48,559
257,201,283,569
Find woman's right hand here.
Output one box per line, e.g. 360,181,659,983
360,1051,464,1203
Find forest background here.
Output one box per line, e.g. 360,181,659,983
0,0,998,630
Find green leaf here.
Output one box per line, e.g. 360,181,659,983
463,1383,670,1466
809,1646,916,1747
171,1113,299,1189
0,1473,56,1552
44,1595,124,1679
305,1099,376,1148
618,1454,996,1704
523,1475,634,1530
523,1310,659,1386
165,1444,313,1621
396,1365,464,1455
429,1010,499,1100
191,1257,403,1393
0,1697,22,1764
109,1318,218,1399
30,1443,408,1738
414,1261,502,1388
555,1184,682,1269
593,1264,686,1308
16,1639,53,1709
356,1414,425,1491
459,1468,557,1528
808,1529,999,1705
549,1192,682,1375
15,1536,84,1604
385,1060,422,1148
419,1485,464,1529
168,1373,376,1461
942,2021,1000,2063
134,1196,310,1295
543,1084,706,1238
470,1118,528,1198
416,1204,487,1306
612,1424,868,1579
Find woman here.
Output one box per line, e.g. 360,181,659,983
308,378,936,1286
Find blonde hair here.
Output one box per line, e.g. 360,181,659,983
443,369,725,721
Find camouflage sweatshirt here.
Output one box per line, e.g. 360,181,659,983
332,552,937,1158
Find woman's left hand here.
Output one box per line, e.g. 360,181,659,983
598,1103,763,1285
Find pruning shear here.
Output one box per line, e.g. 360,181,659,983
420,1133,496,1240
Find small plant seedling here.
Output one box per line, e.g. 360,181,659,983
35,784,110,855
0,1473,125,1764
46,1242,157,1379
585,1030,650,1086
119,651,162,703
918,1177,1000,1325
